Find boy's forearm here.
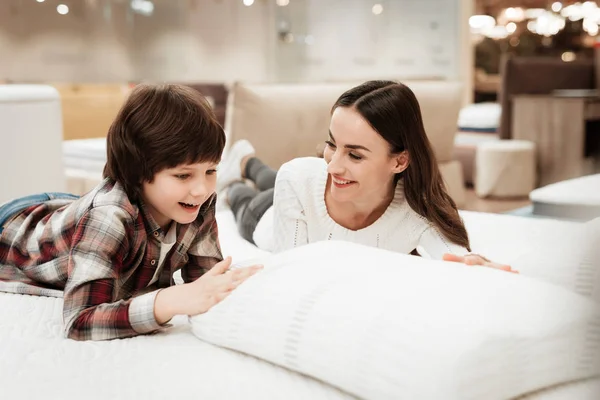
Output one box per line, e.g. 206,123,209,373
154,284,188,325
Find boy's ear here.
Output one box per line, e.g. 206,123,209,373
392,151,410,174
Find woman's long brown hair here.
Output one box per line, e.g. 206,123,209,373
332,80,470,251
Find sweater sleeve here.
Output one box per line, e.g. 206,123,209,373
271,162,309,253
417,225,469,260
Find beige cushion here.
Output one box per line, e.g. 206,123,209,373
225,81,463,168
409,81,463,163
225,82,346,169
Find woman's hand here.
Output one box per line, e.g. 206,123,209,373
442,253,519,274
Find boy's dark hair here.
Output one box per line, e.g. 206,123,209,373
103,83,226,202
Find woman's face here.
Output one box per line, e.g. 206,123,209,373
323,106,407,205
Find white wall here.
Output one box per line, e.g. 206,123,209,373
0,0,133,82
271,0,467,83
460,0,474,104
131,0,272,83
0,0,272,83
0,0,470,92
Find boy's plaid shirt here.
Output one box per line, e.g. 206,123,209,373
0,179,222,341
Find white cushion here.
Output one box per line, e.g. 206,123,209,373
458,102,501,131
191,240,600,400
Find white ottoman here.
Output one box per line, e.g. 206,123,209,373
475,140,536,198
0,85,66,203
529,173,600,221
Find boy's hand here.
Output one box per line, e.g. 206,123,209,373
154,256,262,324
186,256,263,315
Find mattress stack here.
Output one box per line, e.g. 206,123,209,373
62,138,106,194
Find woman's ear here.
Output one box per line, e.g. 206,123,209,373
392,151,410,174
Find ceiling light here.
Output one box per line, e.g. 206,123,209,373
551,2,562,13
57,4,69,15
469,15,496,33
130,0,154,16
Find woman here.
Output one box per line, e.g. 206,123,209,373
217,80,514,272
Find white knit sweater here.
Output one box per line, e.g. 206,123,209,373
253,157,468,259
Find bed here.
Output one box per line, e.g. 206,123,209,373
2,207,599,400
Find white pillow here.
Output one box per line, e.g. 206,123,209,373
191,240,600,400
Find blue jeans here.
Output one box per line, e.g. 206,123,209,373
0,193,79,234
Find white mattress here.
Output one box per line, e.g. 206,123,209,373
62,138,107,161
62,138,107,174
0,293,353,400
61,139,104,195
4,209,599,399
529,174,600,221
3,292,597,400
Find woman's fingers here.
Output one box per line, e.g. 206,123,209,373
484,261,513,271
464,256,480,266
444,253,519,274
442,253,464,263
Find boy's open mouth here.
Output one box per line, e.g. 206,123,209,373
179,202,199,210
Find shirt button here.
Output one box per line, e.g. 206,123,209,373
151,259,156,266
154,231,159,237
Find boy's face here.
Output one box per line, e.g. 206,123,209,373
142,161,218,231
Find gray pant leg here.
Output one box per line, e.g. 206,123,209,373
228,183,274,244
245,157,278,191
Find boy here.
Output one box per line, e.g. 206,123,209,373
0,84,261,341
